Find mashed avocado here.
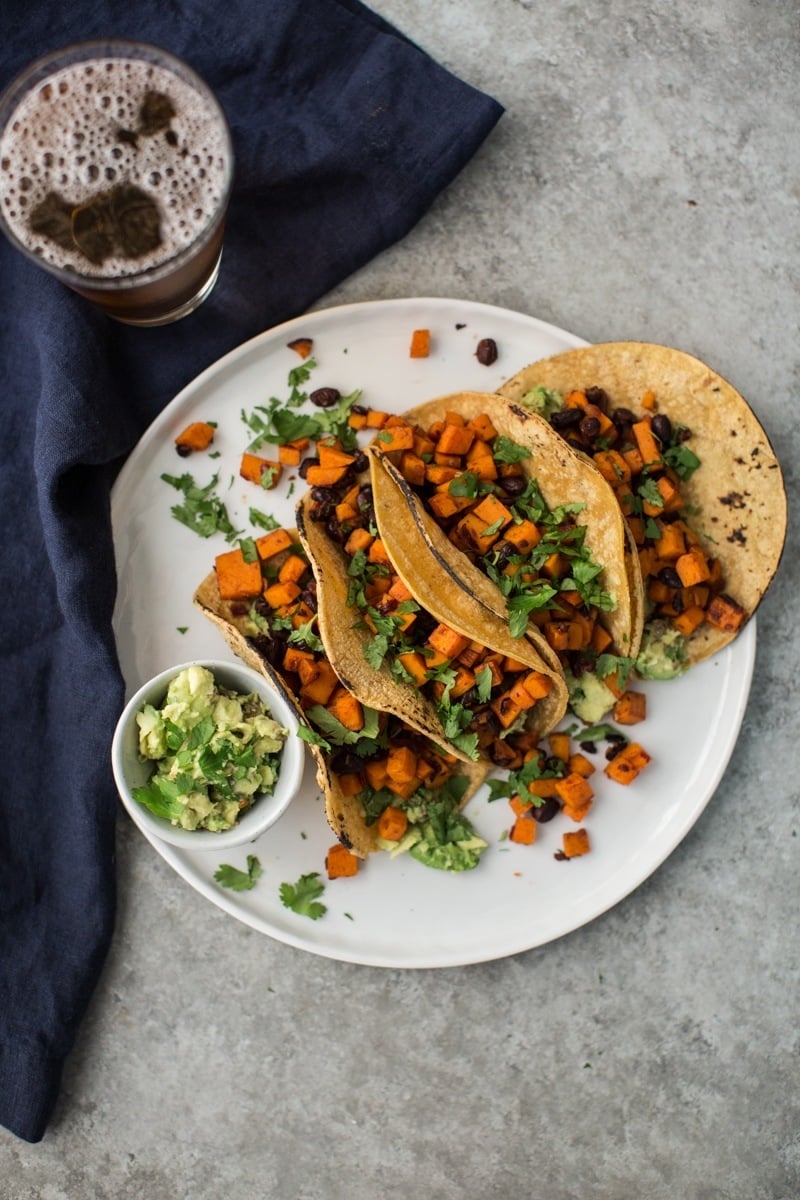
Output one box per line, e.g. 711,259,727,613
564,668,617,723
635,620,688,681
375,781,488,872
133,665,288,831
519,385,564,420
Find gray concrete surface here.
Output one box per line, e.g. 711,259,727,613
3,1,798,1196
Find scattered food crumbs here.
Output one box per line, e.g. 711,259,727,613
344,912,354,921
455,322,466,329
300,831,307,839
409,328,431,358
176,626,188,634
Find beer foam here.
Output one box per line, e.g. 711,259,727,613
0,57,230,278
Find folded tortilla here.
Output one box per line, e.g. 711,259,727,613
194,567,487,858
499,343,787,662
295,462,569,762
372,390,642,666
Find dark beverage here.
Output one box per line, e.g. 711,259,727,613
0,41,233,325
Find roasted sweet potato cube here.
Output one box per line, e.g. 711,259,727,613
326,843,359,878
509,817,537,845
255,527,294,560
175,421,215,453
612,691,647,726
214,547,262,601
705,593,746,633
604,742,652,785
555,773,594,809
562,829,590,858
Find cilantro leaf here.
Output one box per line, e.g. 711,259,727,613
248,506,280,530
214,855,263,892
492,436,531,465
279,872,327,920
664,442,701,480
161,472,240,541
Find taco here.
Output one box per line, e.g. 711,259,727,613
359,392,643,723
499,343,787,673
193,528,488,868
296,462,568,773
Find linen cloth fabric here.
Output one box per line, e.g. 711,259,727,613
0,0,502,1142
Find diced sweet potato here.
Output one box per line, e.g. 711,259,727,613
510,817,537,845
604,742,652,785
612,691,647,726
175,421,215,453
562,829,590,858
555,773,594,809
287,337,313,358
705,593,747,633
214,547,262,601
327,686,365,732
255,528,294,560
409,329,431,358
240,452,282,488
377,805,409,842
326,843,359,878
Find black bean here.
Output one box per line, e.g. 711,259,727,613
579,415,601,441
176,443,192,457
612,406,637,428
584,386,609,412
475,337,498,365
580,741,597,755
651,413,673,445
351,403,368,416
606,743,625,761
298,455,319,480
499,475,527,498
532,796,560,823
658,565,683,589
310,386,340,408
676,425,693,443
352,450,368,474
550,407,583,431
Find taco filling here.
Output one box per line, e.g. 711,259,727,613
500,342,787,670
194,526,487,868
361,397,641,721
298,470,565,772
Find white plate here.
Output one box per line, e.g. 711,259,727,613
111,297,756,968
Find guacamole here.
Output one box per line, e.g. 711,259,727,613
375,780,488,872
133,665,288,831
635,620,688,681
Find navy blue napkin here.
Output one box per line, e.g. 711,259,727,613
0,0,502,1142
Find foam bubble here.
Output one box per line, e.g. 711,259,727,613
0,57,230,277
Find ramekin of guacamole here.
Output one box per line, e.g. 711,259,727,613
112,660,304,848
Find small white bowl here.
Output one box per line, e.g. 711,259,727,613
111,659,305,850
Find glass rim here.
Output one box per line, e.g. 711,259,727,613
0,38,234,292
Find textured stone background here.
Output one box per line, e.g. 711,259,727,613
3,2,798,1197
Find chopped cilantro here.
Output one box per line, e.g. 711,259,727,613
492,436,531,465
214,855,263,892
249,507,280,532
160,472,240,541
279,872,327,920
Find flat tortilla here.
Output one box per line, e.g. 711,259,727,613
500,343,787,662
